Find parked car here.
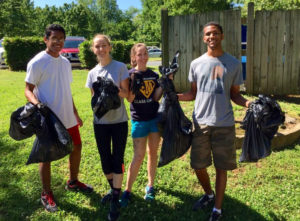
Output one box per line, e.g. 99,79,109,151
0,39,5,66
148,48,162,57
147,46,160,50
60,36,85,66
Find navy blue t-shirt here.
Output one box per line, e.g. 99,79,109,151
129,68,160,121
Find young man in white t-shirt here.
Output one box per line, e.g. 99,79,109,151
24,24,93,212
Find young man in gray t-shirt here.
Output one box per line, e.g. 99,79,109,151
178,22,251,220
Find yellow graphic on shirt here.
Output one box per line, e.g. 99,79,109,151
140,80,155,98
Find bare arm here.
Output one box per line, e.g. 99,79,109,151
25,82,39,104
177,82,197,101
119,78,129,99
230,85,251,108
72,98,83,127
127,90,135,103
90,88,94,96
153,86,163,102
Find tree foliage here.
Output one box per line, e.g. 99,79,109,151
132,0,164,42
164,0,232,15
0,0,35,38
132,0,233,42
0,0,136,40
75,0,135,40
239,0,300,16
4,0,298,43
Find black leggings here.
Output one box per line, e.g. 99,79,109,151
93,122,128,174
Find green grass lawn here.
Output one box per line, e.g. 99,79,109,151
148,57,162,62
0,69,299,221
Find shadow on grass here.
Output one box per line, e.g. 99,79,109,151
55,190,105,220
272,140,300,152
268,212,287,221
272,95,300,105
1,129,292,221
155,187,268,221
106,186,271,221
0,131,109,220
0,132,41,220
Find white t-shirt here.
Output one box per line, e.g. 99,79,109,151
86,60,129,124
25,51,77,129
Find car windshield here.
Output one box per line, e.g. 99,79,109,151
64,40,84,48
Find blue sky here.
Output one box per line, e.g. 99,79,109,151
32,0,142,11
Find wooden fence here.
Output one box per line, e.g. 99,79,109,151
246,3,300,95
161,9,241,92
162,3,300,95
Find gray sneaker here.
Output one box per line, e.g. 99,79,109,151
192,192,215,211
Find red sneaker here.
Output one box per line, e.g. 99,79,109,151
41,191,58,212
65,180,93,193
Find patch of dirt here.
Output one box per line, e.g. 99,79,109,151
232,167,246,175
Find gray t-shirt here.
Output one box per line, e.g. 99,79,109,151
86,60,129,124
188,52,243,126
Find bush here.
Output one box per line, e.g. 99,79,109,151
79,40,134,69
3,37,45,71
3,37,135,71
78,40,97,69
111,41,125,63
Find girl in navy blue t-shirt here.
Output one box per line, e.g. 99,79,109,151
120,43,163,206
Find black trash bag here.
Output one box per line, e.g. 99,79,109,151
157,50,192,167
9,103,42,140
9,103,73,164
26,106,73,165
240,94,285,162
158,99,192,167
158,50,180,78
157,50,180,127
129,71,144,95
91,76,121,119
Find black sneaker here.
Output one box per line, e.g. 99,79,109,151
101,189,113,204
208,210,222,221
192,192,215,211
108,199,120,221
41,191,58,212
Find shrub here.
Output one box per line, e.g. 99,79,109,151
3,37,45,71
78,40,97,69
3,37,135,71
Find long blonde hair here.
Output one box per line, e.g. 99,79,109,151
130,43,147,68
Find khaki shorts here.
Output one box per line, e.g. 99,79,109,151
190,123,237,170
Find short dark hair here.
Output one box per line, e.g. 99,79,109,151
203,21,223,34
44,24,66,39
